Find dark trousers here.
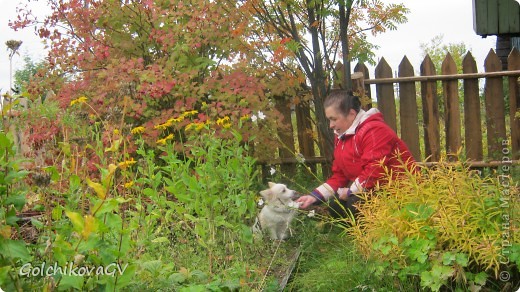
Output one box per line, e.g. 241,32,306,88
327,194,364,220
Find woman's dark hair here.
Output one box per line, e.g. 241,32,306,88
324,89,361,115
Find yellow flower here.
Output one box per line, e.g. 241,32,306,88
156,134,174,145
113,129,120,135
216,116,230,126
240,114,250,121
186,122,207,132
156,139,167,145
131,126,145,135
124,181,134,189
118,158,137,169
167,116,184,123
181,110,198,118
196,123,206,131
70,96,88,106
185,123,196,131
154,120,173,130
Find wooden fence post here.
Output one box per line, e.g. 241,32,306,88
484,49,508,160
354,63,373,110
420,55,441,162
462,52,484,161
442,53,462,158
375,57,397,132
275,95,296,177
508,48,520,160
398,56,421,160
295,100,317,173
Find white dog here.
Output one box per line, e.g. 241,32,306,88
253,182,299,240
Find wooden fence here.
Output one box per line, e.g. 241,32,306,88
265,48,520,175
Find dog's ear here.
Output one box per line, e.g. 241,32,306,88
268,182,276,188
259,189,274,201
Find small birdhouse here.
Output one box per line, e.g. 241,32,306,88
473,0,520,36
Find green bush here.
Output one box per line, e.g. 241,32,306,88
0,124,278,291
348,158,519,291
0,132,30,291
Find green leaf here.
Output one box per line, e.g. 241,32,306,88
58,141,71,156
508,243,520,264
0,239,31,261
431,264,454,279
151,237,169,244
59,275,84,290
93,198,119,215
190,269,208,281
4,170,29,184
86,178,107,200
0,266,11,286
179,285,206,292
0,132,12,148
30,218,44,229
69,174,81,191
6,207,19,226
43,166,60,181
143,188,156,197
474,271,488,286
170,272,186,283
52,206,63,220
380,245,392,255
115,197,132,203
65,210,84,232
6,193,26,210
455,253,469,267
442,252,455,265
113,263,135,289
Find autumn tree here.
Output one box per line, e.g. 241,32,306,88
420,35,469,75
420,35,470,115
11,0,410,164
10,0,303,162
14,55,46,93
247,0,409,157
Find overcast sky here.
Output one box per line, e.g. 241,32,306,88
366,0,496,72
0,0,498,94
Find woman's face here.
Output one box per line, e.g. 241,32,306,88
325,105,357,136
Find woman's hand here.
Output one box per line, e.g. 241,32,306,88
296,195,317,209
337,188,351,200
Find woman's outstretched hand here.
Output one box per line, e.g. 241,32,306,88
296,195,317,209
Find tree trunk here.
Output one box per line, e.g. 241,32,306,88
339,1,353,92
306,0,334,162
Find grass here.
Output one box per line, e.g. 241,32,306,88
285,217,420,291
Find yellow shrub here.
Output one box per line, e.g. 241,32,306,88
348,157,519,290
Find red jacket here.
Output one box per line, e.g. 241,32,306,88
314,109,416,200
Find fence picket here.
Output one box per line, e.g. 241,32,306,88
442,53,462,158
354,63,373,110
398,56,421,160
295,101,316,172
420,55,441,162
484,49,508,159
508,48,520,159
462,52,484,161
375,57,397,132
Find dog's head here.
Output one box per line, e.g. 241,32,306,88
259,182,296,204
